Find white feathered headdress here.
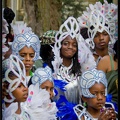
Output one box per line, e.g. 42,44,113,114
77,0,118,49
22,83,58,120
52,16,96,75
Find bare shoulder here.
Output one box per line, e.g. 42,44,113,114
97,55,111,72
100,55,111,62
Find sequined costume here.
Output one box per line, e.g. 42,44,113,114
52,16,96,105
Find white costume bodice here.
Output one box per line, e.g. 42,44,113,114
54,64,81,104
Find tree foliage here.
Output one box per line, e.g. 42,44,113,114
23,0,87,35
98,0,113,4
61,0,87,22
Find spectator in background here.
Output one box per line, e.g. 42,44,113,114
3,7,15,34
33,30,58,71
2,7,15,60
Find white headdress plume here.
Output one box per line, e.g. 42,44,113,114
2,54,27,103
77,0,118,48
22,83,58,120
79,68,107,98
77,35,96,73
11,23,32,36
11,23,40,61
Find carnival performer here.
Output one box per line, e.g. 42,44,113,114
74,69,117,120
22,66,58,120
2,7,15,59
2,54,32,120
52,16,96,105
29,65,54,99
77,0,118,65
11,23,41,84
97,40,118,109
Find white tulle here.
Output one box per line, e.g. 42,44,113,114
2,102,18,120
77,35,96,73
2,102,31,120
22,83,58,120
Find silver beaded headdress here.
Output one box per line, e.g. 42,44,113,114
77,0,118,49
32,66,54,86
79,68,107,98
11,23,40,61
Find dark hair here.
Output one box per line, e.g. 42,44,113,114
72,51,81,76
5,33,14,47
60,40,81,76
3,7,15,34
113,40,118,61
80,28,89,39
6,33,14,42
40,44,54,71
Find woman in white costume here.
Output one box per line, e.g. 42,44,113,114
52,16,96,105
77,0,118,65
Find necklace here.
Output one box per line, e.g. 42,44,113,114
58,61,78,82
